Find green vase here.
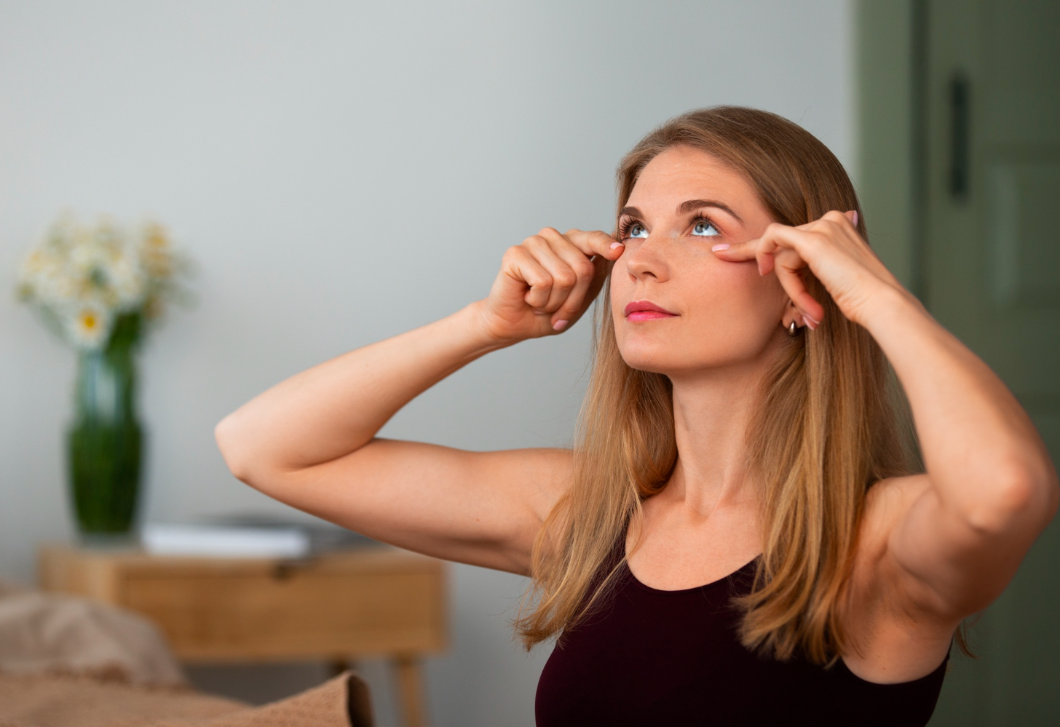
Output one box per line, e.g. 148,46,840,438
67,313,144,537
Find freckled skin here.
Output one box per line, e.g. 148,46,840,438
611,146,791,380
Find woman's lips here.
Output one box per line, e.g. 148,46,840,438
624,300,677,321
628,311,675,321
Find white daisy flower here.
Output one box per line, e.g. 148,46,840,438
64,304,113,350
139,222,175,281
40,270,82,308
107,253,147,310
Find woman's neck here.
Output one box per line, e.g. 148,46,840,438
665,363,767,518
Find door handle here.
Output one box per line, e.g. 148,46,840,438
949,72,971,200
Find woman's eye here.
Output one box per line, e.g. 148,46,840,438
692,219,720,237
628,222,648,239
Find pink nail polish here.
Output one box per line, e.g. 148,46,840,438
553,319,569,331
711,243,730,252
852,211,859,227
610,242,623,250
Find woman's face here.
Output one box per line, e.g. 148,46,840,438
610,145,790,378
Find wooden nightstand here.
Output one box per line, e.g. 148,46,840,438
38,543,447,727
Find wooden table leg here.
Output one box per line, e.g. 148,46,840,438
393,655,427,727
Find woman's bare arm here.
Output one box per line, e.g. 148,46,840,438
215,228,621,574
860,288,1059,620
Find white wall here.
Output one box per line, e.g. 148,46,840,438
0,1,854,724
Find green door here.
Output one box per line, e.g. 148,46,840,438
923,0,1060,724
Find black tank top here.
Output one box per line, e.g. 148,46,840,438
536,541,948,726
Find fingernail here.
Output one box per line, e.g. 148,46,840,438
852,211,859,227
803,312,820,328
553,319,569,331
711,243,730,252
609,242,624,250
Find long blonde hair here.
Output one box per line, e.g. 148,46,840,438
516,107,964,665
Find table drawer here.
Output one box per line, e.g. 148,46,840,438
39,545,447,662
124,567,445,660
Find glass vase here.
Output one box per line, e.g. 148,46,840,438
67,314,144,538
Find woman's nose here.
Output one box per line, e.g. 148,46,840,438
623,235,671,282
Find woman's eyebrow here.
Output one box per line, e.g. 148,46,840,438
677,199,743,223
619,200,743,224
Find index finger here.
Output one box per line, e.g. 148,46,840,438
562,228,626,261
708,236,758,262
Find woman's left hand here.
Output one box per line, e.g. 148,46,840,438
709,210,910,329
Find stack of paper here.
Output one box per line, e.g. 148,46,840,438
140,515,375,558
141,522,311,558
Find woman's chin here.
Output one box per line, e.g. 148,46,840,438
618,338,770,378
618,344,682,376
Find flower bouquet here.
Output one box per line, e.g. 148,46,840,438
17,214,190,537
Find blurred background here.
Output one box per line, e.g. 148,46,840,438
0,1,1055,725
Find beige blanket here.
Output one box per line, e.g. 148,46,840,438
0,581,184,687
0,580,372,726
0,670,371,727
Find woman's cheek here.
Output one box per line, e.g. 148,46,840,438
609,259,630,302
695,261,777,326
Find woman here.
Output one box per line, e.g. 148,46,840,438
215,107,1058,725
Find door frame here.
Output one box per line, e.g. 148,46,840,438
855,0,926,299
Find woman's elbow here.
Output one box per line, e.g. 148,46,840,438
215,414,258,485
1013,452,1060,529
967,464,1060,537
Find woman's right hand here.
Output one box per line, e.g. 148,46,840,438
479,227,625,344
